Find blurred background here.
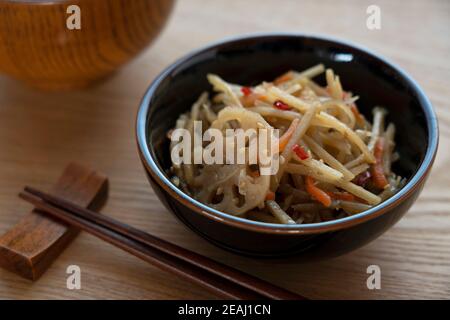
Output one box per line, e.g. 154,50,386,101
0,0,449,299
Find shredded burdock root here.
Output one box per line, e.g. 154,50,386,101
168,64,405,224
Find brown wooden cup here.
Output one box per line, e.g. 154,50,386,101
0,0,174,90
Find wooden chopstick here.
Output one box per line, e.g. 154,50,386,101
20,187,307,300
23,187,292,298
19,191,261,299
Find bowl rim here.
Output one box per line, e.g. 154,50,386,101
136,32,439,235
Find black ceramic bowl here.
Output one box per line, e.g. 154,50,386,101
136,34,438,259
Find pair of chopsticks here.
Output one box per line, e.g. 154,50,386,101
19,186,306,300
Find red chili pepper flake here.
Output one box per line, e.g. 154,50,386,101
241,86,252,96
273,100,291,110
353,170,371,187
292,144,309,160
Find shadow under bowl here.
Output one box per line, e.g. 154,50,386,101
136,33,438,259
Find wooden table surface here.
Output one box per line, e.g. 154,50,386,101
0,0,449,300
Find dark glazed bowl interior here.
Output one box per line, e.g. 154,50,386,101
137,34,438,258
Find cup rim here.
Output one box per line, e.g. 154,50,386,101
136,32,439,235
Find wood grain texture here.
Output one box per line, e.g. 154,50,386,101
0,163,108,280
0,0,174,90
0,0,449,299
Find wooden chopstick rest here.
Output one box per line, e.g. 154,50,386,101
0,162,108,280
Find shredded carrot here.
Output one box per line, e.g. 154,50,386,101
305,176,332,207
371,138,389,189
258,94,269,102
326,191,367,203
350,104,365,125
240,93,261,107
278,119,299,152
274,71,293,85
326,191,355,202
265,191,276,201
343,92,365,125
